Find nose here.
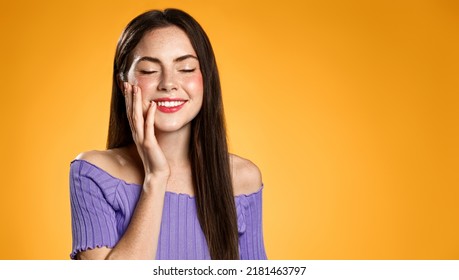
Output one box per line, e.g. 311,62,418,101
157,70,178,92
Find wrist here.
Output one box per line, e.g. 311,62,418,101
142,172,169,194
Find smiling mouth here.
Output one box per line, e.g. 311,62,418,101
153,99,188,113
156,100,186,108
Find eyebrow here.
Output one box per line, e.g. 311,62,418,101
137,54,198,64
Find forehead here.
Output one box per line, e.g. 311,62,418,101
133,26,197,58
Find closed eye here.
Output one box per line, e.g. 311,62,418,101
139,70,158,74
180,69,196,73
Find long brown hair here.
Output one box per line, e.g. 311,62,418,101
106,9,239,259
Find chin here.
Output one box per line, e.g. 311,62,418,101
154,121,190,133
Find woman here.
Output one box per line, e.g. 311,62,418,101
70,8,267,260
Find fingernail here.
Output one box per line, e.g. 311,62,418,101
133,85,138,94
123,82,127,93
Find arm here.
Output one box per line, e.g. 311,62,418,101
230,154,267,259
104,175,167,259
78,84,169,260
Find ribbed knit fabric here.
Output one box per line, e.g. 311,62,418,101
69,159,267,260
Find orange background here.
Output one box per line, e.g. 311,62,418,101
0,0,458,259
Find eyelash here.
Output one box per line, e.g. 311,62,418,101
139,69,196,74
140,70,157,74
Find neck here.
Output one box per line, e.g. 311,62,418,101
156,126,191,168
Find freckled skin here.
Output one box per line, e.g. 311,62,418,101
126,26,204,133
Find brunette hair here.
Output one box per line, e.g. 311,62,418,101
106,9,239,259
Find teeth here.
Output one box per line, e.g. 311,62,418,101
157,101,185,107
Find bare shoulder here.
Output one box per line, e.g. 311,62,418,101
75,149,119,170
230,154,263,196
74,147,142,184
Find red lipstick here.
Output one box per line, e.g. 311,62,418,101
154,98,188,113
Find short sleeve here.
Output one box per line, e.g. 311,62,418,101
236,186,268,260
69,160,119,259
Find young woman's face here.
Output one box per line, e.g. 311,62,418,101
126,26,203,133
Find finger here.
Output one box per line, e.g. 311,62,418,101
143,101,169,173
144,101,156,144
132,85,144,141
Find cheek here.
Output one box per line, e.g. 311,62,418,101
133,76,158,93
127,76,157,115
183,74,203,97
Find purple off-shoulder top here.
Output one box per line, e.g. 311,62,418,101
69,159,267,260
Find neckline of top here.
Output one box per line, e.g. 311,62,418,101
72,159,263,199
